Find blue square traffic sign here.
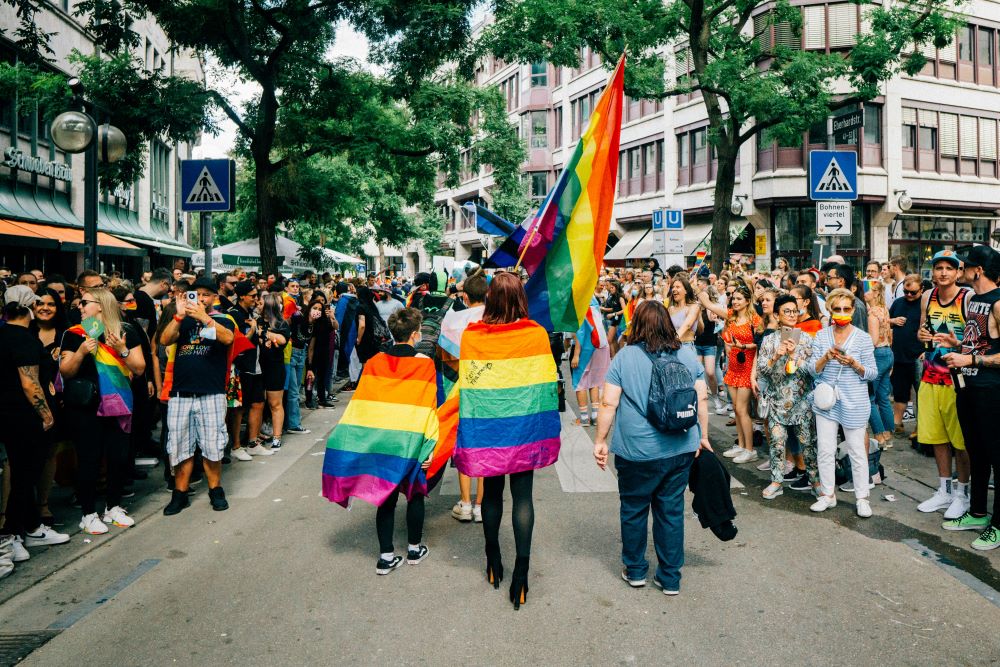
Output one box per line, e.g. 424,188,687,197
652,209,684,231
181,159,235,212
809,151,857,201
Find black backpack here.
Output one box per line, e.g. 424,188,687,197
634,346,699,434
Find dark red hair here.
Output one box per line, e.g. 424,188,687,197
483,271,528,324
630,300,681,353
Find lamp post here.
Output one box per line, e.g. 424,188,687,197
50,81,127,272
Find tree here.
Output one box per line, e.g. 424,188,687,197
131,0,525,275
0,1,214,189
483,0,961,270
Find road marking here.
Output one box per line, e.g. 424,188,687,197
47,559,160,630
902,538,1000,609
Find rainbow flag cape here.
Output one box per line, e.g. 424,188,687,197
66,324,134,432
430,305,485,479
622,298,637,335
571,298,608,388
453,319,561,478
515,56,625,332
322,352,440,508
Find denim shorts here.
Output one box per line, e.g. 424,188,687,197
695,344,717,357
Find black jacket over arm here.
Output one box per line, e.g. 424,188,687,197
688,451,738,541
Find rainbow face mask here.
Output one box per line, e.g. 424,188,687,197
831,313,852,327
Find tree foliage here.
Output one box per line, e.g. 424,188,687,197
483,0,963,270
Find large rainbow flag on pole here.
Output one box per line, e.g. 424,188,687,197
452,319,560,478
511,55,625,332
321,353,440,508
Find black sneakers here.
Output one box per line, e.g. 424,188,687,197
376,555,404,575
163,490,190,516
788,474,812,492
208,486,229,511
784,468,805,482
407,545,429,565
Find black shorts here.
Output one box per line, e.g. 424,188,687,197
890,361,917,403
260,360,286,393
240,372,265,404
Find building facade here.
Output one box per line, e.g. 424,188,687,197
437,4,1000,276
0,2,202,279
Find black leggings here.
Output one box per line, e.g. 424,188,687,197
3,419,47,535
482,470,534,557
375,493,424,554
306,351,331,404
69,409,130,515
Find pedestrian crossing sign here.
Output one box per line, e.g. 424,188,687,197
809,150,857,201
181,159,236,212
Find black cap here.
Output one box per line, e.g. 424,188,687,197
234,280,256,297
192,277,218,293
413,272,432,287
958,244,1000,269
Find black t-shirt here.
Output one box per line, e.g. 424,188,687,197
890,297,923,364
62,322,143,386
257,318,290,370
228,304,259,374
288,312,311,350
218,294,235,313
694,308,717,347
0,323,45,422
172,314,236,394
133,290,158,341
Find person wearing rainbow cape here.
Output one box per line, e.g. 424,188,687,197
321,307,440,575
453,272,561,610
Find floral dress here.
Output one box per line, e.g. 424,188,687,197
722,314,761,388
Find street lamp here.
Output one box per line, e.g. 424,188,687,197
730,194,748,216
894,189,912,212
50,85,127,272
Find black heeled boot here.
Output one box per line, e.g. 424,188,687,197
485,542,503,589
509,556,529,610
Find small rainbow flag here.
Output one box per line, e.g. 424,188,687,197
67,324,133,432
512,55,625,332
453,319,561,478
622,298,637,336
322,352,440,508
861,279,880,294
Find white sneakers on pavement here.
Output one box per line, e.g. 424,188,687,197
944,483,970,520
231,448,253,462
713,397,728,415
810,494,837,512
856,499,873,518
23,524,70,547
722,445,743,458
9,536,29,562
79,513,109,535
103,506,135,528
917,488,953,513
451,502,472,522
733,449,759,464
246,443,274,456
473,504,483,523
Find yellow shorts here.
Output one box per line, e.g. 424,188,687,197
917,383,965,449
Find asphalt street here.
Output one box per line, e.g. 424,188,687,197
1,390,999,666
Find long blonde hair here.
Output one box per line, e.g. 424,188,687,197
85,287,124,339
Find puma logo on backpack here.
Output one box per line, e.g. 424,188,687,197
643,348,699,433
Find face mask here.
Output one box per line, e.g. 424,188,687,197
631,290,638,297
799,308,807,316
831,313,852,327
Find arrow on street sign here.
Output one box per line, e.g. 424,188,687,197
816,201,851,236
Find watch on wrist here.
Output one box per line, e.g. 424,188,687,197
119,347,130,359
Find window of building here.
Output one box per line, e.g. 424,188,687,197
915,23,998,87
774,205,868,267
693,129,708,165
528,171,548,200
570,88,600,140
902,106,1000,177
553,106,563,149
530,62,547,87
498,74,519,112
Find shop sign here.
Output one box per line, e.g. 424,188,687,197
3,147,73,181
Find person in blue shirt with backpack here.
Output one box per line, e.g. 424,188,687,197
593,300,712,596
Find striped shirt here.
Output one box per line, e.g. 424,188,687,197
808,326,878,429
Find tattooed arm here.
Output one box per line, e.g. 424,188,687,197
18,364,54,431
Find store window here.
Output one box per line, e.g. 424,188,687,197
772,204,868,269
889,215,993,278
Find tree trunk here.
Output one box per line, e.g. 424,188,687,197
710,146,737,274
254,157,280,276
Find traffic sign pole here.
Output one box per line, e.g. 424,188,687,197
201,212,213,276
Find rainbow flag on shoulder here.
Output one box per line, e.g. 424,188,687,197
66,324,134,432
502,55,624,332
321,352,440,508
453,319,560,478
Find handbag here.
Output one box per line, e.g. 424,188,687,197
62,377,98,409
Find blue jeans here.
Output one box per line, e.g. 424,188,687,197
615,452,695,590
869,346,894,436
285,347,306,429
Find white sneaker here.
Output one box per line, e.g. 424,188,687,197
943,489,970,520
713,398,727,415
856,498,873,518
10,536,29,562
102,506,135,528
79,512,109,535
722,445,743,458
23,524,70,547
0,554,12,579
917,488,953,513
451,502,472,522
756,460,771,471
733,449,759,464
246,444,274,457
810,494,837,512
232,448,253,462
473,504,483,523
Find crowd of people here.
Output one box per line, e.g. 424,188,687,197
0,263,443,577
1,248,998,605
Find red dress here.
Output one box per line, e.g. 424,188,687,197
723,315,761,388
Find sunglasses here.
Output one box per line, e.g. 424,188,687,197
904,289,920,296
79,299,99,306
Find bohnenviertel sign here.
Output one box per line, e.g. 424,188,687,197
3,147,73,182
